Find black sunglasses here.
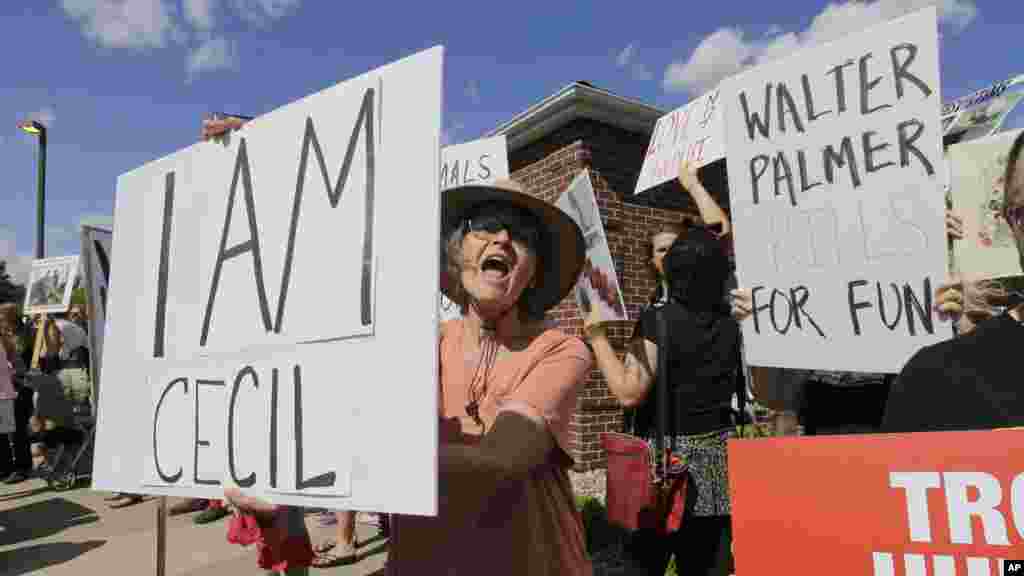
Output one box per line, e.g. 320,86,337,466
463,203,542,248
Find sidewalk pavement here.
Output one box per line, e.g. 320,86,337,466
0,478,388,575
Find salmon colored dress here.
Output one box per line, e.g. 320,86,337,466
387,319,594,576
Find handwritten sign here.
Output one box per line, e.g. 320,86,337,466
556,169,628,321
723,7,949,373
438,136,509,322
950,129,1024,280
728,430,1024,575
942,73,1024,141
92,47,444,515
24,255,80,315
80,224,112,402
634,88,725,195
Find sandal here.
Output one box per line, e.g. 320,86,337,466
313,540,336,555
311,545,358,568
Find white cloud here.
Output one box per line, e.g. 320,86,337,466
186,36,238,82
0,228,32,286
663,0,979,96
616,43,654,82
27,107,57,129
185,0,216,29
466,80,481,105
61,0,180,49
230,0,300,25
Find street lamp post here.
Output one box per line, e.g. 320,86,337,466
18,120,47,259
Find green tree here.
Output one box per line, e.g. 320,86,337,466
0,260,26,305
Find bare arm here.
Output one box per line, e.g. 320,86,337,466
679,159,731,238
587,328,656,408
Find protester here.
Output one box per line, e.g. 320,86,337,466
882,129,1024,432
0,304,20,480
584,222,738,576
227,178,593,575
1,308,38,484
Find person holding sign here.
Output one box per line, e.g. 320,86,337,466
228,179,593,575
584,225,739,576
882,130,1024,433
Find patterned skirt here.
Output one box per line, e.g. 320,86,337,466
645,428,734,517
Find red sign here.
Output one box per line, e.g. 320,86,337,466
728,431,1024,575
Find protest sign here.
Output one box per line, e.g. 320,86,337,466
556,169,628,321
438,136,509,322
24,255,80,315
92,46,444,515
950,129,1024,280
634,88,725,195
728,430,1024,575
942,74,1024,143
723,7,950,373
80,224,112,404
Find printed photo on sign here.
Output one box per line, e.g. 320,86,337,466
722,7,949,373
728,430,1024,576
635,88,725,195
556,170,628,321
24,256,80,315
950,129,1024,280
92,46,443,515
438,136,509,322
941,73,1024,141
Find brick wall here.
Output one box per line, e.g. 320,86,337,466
509,118,702,471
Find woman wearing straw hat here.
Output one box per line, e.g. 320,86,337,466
227,178,594,575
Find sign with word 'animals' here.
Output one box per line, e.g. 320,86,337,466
728,430,1024,575
92,47,444,515
438,136,509,322
724,7,950,372
556,169,628,322
634,88,725,195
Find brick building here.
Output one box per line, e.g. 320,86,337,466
486,82,731,471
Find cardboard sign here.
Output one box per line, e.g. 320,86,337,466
80,224,112,403
556,169,628,321
950,129,1024,280
728,430,1024,575
92,46,444,515
23,255,80,315
438,136,509,322
723,7,950,373
634,88,725,195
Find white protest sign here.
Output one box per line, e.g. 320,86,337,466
438,136,509,322
80,224,112,402
724,7,949,373
634,88,725,195
24,255,80,315
93,46,443,515
556,170,628,321
950,129,1024,280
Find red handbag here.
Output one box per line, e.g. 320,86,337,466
601,306,688,535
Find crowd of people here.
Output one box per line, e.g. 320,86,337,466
2,121,1020,576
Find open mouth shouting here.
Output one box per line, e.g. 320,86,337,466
480,252,515,283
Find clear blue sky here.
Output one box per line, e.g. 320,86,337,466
1,0,1021,283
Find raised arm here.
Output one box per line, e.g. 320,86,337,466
679,159,730,238
581,306,656,408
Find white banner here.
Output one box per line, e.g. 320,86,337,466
634,88,725,195
950,129,1024,280
941,73,1024,141
556,169,628,322
93,46,444,515
438,136,509,322
724,7,950,372
80,224,112,404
